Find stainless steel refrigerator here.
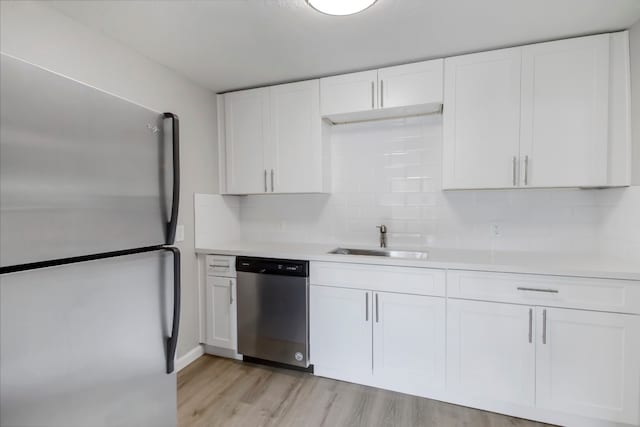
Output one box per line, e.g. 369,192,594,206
0,53,181,427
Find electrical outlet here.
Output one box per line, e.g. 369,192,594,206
490,222,501,237
175,224,185,242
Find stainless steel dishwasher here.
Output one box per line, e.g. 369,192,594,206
236,257,310,369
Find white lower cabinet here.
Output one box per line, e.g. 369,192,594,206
373,291,445,396
446,299,535,406
310,286,373,383
204,275,237,350
447,298,640,426
536,307,640,425
309,264,640,426
310,284,446,396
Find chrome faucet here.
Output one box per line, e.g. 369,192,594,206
376,224,387,248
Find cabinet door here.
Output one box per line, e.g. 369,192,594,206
378,59,443,109
372,292,445,396
224,88,269,194
536,307,640,425
447,299,535,406
442,48,522,189
320,70,378,116
520,35,610,188
205,276,237,350
310,286,373,383
268,80,323,193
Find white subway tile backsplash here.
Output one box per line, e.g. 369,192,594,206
236,115,640,259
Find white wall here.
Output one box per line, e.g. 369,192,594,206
0,1,218,358
240,114,639,260
240,116,607,254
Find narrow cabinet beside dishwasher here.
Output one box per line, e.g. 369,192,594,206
203,255,238,355
309,262,446,397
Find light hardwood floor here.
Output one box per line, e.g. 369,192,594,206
178,355,552,427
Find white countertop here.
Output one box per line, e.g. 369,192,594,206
195,242,640,281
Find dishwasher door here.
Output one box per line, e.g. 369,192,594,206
236,271,309,367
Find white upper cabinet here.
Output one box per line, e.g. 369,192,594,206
535,307,640,425
224,88,269,194
222,80,328,195
320,60,443,123
442,48,522,189
221,31,630,194
320,70,377,117
377,59,443,109
269,80,323,193
442,32,631,190
519,35,610,188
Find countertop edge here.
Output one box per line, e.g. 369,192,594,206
195,247,640,282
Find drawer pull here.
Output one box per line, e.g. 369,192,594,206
210,264,229,268
517,287,559,294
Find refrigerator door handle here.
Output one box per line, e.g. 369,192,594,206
163,112,180,245
164,246,181,374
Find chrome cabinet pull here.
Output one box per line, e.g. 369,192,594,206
528,308,533,343
211,263,229,268
375,293,379,323
380,80,384,108
371,81,374,109
512,156,517,186
365,293,369,321
270,169,274,192
524,155,529,186
264,169,267,192
229,279,233,305
542,309,547,344
517,287,559,294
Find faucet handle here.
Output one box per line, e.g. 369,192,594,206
376,224,387,233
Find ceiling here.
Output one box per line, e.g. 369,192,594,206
48,0,640,93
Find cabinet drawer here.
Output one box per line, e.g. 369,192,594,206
206,255,236,277
311,262,445,296
447,270,640,314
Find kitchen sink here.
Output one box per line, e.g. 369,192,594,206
329,247,429,260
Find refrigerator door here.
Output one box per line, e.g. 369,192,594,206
0,250,177,427
0,54,178,268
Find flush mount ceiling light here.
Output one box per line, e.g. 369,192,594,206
307,0,378,16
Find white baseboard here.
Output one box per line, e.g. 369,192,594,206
203,344,242,360
175,345,204,372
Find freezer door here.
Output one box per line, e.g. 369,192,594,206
0,54,178,268
0,250,177,427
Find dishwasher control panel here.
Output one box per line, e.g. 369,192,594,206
236,257,308,277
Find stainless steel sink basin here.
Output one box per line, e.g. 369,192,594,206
329,247,428,260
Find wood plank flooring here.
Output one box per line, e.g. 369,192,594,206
178,355,552,427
